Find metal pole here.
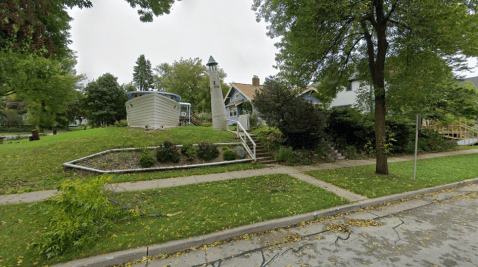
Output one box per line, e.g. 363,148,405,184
413,114,420,181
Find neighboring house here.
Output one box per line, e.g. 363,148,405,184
299,79,372,109
224,76,263,125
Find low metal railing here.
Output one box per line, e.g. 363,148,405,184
226,120,256,161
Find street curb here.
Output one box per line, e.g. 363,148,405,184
53,177,478,267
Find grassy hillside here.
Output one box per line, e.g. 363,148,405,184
0,126,247,194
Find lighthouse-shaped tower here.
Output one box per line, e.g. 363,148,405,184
206,56,227,130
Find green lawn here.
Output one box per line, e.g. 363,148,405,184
0,174,348,266
0,126,263,194
305,153,478,198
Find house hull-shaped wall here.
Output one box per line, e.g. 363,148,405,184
125,93,181,129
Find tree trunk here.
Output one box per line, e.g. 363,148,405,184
373,1,389,175
374,95,388,174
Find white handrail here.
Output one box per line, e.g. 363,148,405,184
226,120,256,161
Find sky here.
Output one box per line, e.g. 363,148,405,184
67,0,478,87
67,0,279,86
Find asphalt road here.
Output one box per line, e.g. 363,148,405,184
135,185,478,267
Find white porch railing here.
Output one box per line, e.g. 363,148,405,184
226,120,256,161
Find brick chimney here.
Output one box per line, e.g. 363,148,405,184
252,75,260,87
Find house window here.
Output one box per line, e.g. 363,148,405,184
346,81,352,91
229,106,238,117
235,93,240,99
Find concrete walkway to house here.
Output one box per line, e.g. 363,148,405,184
2,148,478,205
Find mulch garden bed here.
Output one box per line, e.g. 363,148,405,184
79,145,249,171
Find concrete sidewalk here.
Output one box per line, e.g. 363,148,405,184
1,148,478,205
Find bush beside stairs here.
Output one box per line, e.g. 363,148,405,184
243,134,277,164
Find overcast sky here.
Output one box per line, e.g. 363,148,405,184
67,0,478,87
67,0,279,86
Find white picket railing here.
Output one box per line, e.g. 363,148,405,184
226,120,256,161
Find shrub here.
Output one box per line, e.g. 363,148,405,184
253,78,327,149
274,146,314,165
197,142,219,161
274,146,296,163
325,108,375,152
139,152,155,168
156,141,180,163
36,176,134,258
181,144,193,155
254,127,284,152
223,150,236,161
418,129,457,152
186,146,198,160
114,119,128,127
325,108,415,155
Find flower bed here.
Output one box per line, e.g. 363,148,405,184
64,142,253,174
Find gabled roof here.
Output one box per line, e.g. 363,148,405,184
224,83,263,102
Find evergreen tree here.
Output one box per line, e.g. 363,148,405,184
133,55,154,91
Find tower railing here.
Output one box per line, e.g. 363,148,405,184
226,120,256,161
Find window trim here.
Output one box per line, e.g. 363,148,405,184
229,106,238,118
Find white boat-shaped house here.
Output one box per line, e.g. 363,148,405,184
125,91,192,129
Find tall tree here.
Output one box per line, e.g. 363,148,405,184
82,73,126,126
253,0,478,175
154,57,229,113
133,55,154,91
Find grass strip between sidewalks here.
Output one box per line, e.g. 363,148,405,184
0,174,349,266
305,153,478,198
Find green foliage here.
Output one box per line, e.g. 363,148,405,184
180,143,197,160
114,119,128,127
223,150,236,161
133,55,154,91
82,73,127,127
274,146,296,163
0,52,79,130
153,58,229,113
253,78,327,149
185,146,198,160
418,129,457,152
274,147,315,165
0,0,74,59
325,108,375,151
156,141,180,163
180,143,193,154
36,176,132,258
253,0,478,174
241,101,253,115
249,112,262,130
325,108,415,155
121,0,176,22
139,152,155,168
254,127,284,152
197,142,219,161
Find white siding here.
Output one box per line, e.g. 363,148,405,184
126,94,180,129
330,80,371,108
